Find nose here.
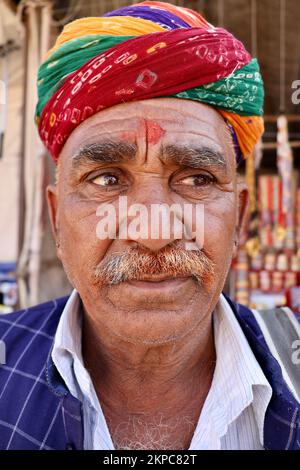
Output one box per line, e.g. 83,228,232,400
124,183,184,252
131,217,179,251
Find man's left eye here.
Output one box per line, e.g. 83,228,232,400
178,174,214,186
91,173,119,186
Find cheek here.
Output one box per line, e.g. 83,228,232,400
203,198,237,265
57,197,111,283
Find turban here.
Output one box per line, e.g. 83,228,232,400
35,1,264,163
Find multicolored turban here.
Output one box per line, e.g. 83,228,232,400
35,1,264,163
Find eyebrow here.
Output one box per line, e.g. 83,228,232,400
71,140,137,167
71,140,227,171
161,144,227,170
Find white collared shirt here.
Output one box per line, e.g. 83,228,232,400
51,290,272,450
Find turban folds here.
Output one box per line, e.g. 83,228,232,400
36,1,264,163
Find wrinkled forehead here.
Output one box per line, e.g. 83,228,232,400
58,98,236,169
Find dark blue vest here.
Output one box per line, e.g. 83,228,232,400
0,295,299,450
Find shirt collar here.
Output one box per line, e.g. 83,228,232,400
51,289,97,404
191,294,272,448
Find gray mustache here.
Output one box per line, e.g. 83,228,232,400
93,245,215,286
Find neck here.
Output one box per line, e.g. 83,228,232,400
82,307,216,449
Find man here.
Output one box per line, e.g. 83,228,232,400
0,1,299,450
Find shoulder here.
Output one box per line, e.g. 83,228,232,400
0,296,69,370
222,293,300,335
224,293,300,400
0,295,69,337
0,296,71,450
222,293,264,338
224,293,300,354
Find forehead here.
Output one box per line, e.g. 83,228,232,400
59,98,233,163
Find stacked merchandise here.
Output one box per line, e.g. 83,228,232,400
233,117,300,310
233,175,300,310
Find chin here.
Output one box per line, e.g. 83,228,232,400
104,276,201,310
81,277,218,345
98,295,209,346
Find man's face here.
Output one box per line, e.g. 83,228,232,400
47,98,248,344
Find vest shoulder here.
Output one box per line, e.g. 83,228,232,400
0,297,70,450
221,294,267,342
0,295,69,332
0,296,69,369
222,293,255,318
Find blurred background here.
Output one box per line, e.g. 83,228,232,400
0,0,299,313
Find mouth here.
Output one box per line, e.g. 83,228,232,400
133,273,190,282
126,275,192,290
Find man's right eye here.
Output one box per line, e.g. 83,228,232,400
91,173,119,186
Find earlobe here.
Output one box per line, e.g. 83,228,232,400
236,182,250,250
232,238,239,258
238,184,249,227
46,184,59,245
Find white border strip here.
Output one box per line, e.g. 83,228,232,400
251,309,300,403
282,307,300,336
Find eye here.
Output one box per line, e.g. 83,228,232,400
91,173,120,186
177,174,215,186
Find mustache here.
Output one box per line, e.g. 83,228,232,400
93,243,215,286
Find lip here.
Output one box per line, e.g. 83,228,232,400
133,274,189,282
126,276,191,289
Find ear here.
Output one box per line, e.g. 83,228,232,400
46,184,61,258
233,181,249,257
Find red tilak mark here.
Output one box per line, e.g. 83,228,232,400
146,120,165,145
